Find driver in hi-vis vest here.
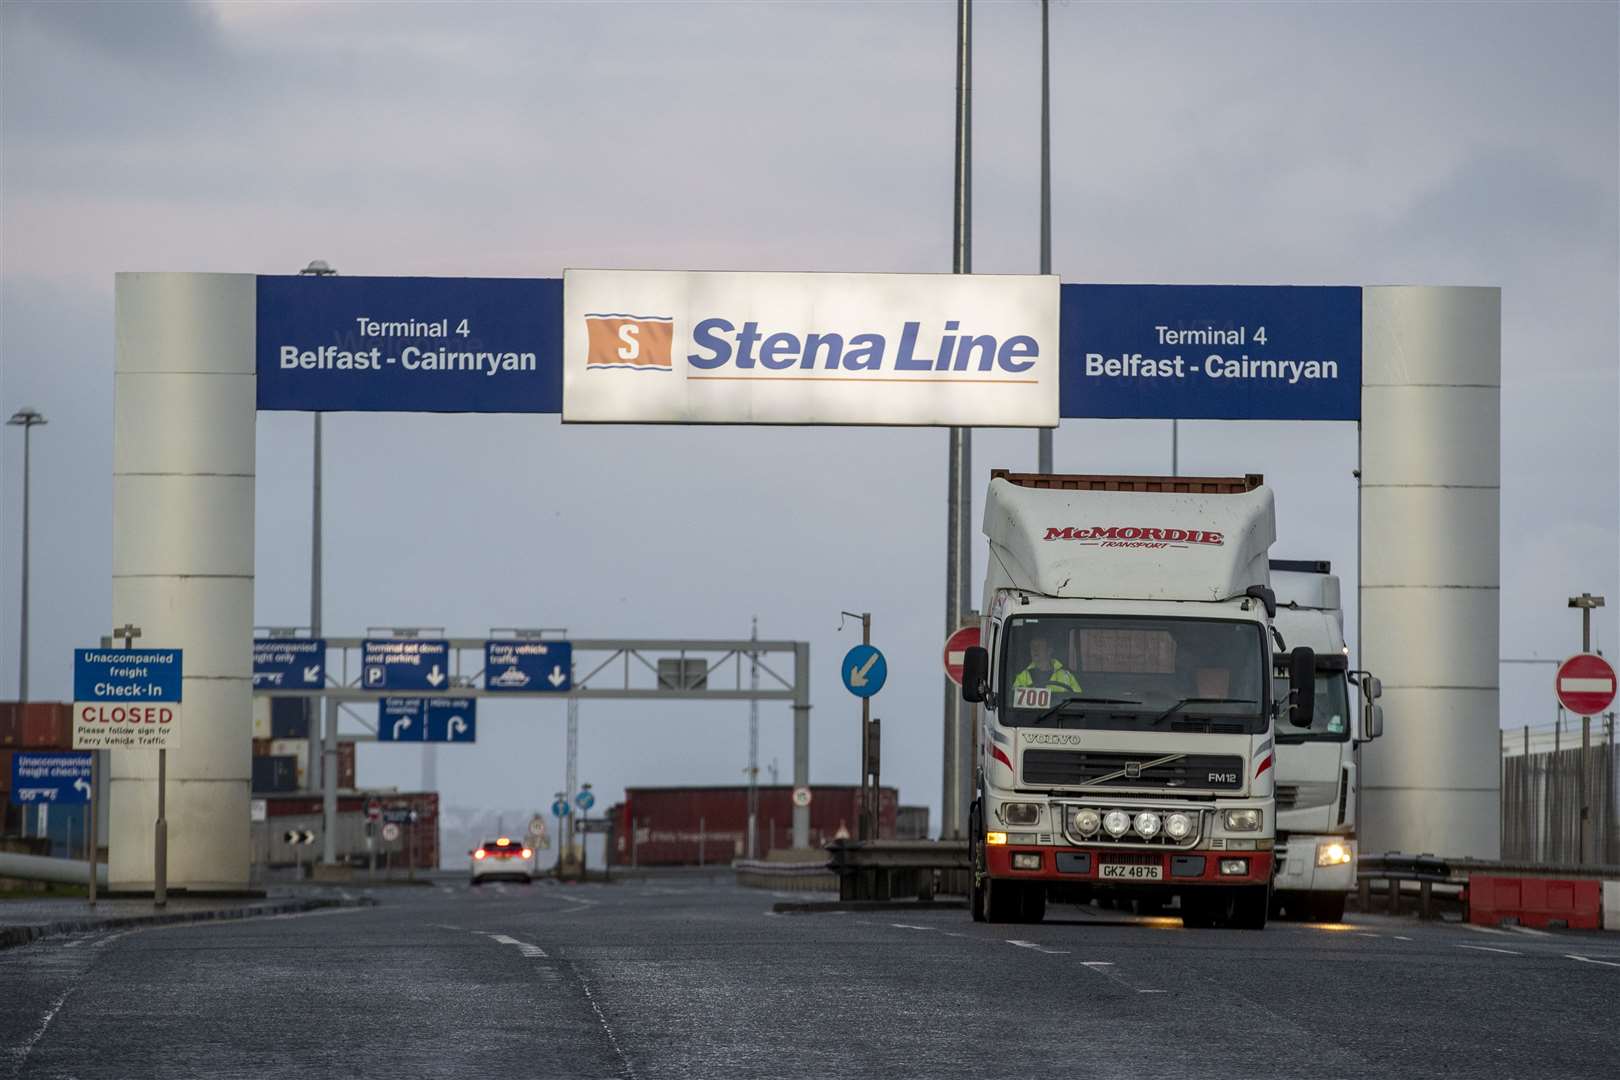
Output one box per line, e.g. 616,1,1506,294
1013,635,1082,695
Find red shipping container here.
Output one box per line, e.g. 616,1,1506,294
611,785,899,866
21,703,72,749
252,737,274,757
337,741,357,789
1469,874,1602,930
0,703,21,747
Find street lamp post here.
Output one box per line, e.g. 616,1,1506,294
7,407,47,701
298,260,336,840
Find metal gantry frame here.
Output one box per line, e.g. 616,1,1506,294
250,636,812,863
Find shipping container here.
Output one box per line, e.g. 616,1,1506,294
608,785,899,866
270,698,310,740
338,740,357,789
270,738,309,789
252,737,274,757
21,703,72,749
896,805,931,840
252,697,271,739
0,703,20,747
252,755,297,793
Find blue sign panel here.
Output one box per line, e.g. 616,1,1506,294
256,276,563,413
485,640,572,692
73,649,182,702
1060,285,1361,420
377,698,476,743
378,698,426,742
10,752,92,806
425,698,477,743
362,639,451,692
842,644,887,699
575,788,595,811
551,799,572,818
252,638,326,690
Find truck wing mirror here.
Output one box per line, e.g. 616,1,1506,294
961,646,990,704
1288,646,1316,728
1362,674,1382,702
1364,702,1384,741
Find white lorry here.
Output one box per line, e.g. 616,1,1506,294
961,471,1316,929
1269,559,1383,922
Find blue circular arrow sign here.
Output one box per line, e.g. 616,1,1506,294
842,644,887,699
575,789,596,811
551,800,572,817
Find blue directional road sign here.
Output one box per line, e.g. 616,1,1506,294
377,698,477,743
256,276,563,414
551,799,572,818
575,788,595,812
424,698,477,743
9,752,93,806
362,639,450,692
484,640,572,692
252,638,325,690
74,648,182,702
1060,284,1361,421
377,698,426,742
842,644,887,699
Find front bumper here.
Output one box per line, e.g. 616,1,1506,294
987,844,1273,885
1274,836,1355,893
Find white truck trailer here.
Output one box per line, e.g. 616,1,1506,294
1269,559,1384,922
961,471,1316,929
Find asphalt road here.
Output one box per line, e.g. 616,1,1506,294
3,878,1616,1079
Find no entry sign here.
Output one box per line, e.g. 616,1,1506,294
1556,653,1617,716
943,625,981,686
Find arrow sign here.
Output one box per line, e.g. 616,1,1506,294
841,644,887,699
73,777,91,799
252,639,325,690
485,640,573,693
447,716,468,740
10,752,93,806
377,699,427,742
361,639,450,691
425,698,477,743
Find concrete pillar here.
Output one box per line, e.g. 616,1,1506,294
111,273,255,891
1359,286,1500,859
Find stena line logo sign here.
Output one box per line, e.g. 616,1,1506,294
562,269,1059,426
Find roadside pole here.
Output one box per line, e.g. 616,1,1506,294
87,749,98,908
109,623,167,907
1569,593,1605,865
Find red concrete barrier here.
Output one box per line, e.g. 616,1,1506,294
1468,874,1602,930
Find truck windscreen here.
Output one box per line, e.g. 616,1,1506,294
1000,615,1268,733
1273,672,1351,742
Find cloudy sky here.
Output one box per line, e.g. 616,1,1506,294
2,1,1616,839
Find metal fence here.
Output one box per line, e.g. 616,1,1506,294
1501,713,1618,865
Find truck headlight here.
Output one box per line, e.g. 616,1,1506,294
1164,812,1194,841
1222,808,1262,832
1133,811,1161,839
1070,808,1101,836
1103,810,1131,837
1316,840,1353,867
1001,802,1041,826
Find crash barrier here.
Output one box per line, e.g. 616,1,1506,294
825,839,970,903
1357,854,1455,919
1361,853,1620,927
733,858,837,893
1468,874,1603,930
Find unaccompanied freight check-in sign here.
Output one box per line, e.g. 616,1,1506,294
72,648,183,750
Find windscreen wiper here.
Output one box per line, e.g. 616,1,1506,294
1030,695,1138,726
1147,697,1258,727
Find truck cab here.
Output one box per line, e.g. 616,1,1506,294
1269,560,1384,922
962,472,1315,929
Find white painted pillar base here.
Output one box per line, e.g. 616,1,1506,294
111,273,255,891
1360,286,1500,859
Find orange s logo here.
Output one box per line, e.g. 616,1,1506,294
585,314,673,370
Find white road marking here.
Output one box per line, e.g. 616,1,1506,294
1394,935,1413,941
12,987,74,1072
1462,924,1509,935
93,929,134,948
890,923,933,931
1354,932,1382,938
488,933,549,958
1138,989,1168,994
1007,939,1069,955
571,962,637,1079
1081,960,1115,967
61,934,101,949
1565,954,1620,968
1457,944,1521,956
1505,925,1553,938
